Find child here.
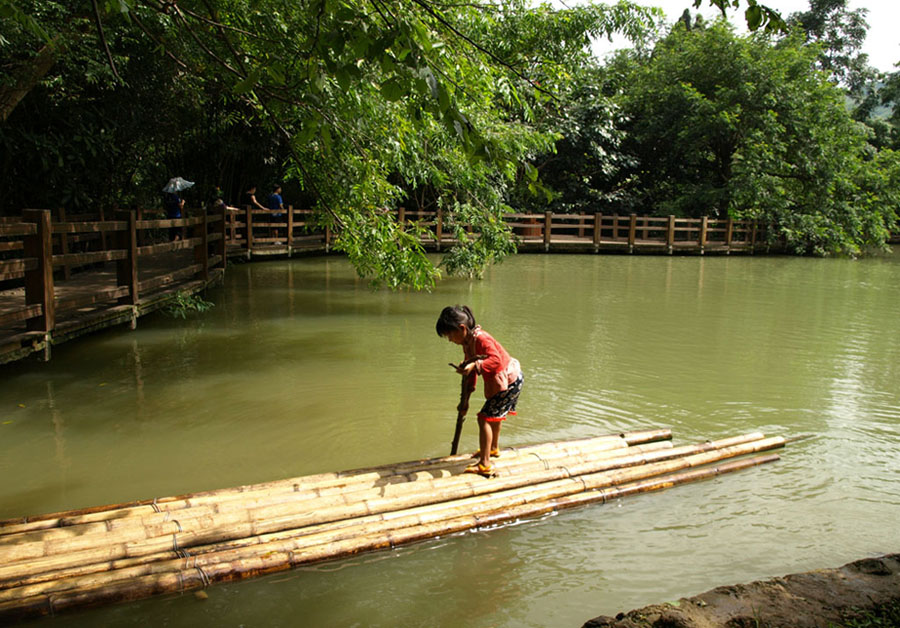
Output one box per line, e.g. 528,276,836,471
436,305,523,477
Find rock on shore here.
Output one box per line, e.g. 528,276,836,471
583,553,900,628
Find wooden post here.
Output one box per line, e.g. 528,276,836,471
699,216,708,254
750,219,758,253
245,205,253,253
613,214,619,240
98,207,108,252
435,207,443,252
725,216,734,252
628,213,637,253
136,206,144,247
23,210,55,336
666,215,675,254
216,203,226,268
398,206,406,226
286,205,294,248
543,211,552,252
116,211,138,308
56,207,71,280
193,210,209,281
324,223,331,252
593,212,602,251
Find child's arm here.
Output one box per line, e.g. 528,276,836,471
451,355,485,414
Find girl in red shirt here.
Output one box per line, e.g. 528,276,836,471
436,305,523,476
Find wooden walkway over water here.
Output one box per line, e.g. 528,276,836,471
224,206,767,258
0,209,226,365
1,205,888,365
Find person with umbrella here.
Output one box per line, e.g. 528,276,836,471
162,177,194,241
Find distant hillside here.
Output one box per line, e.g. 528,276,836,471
845,80,896,120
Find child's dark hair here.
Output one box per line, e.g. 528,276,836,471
436,305,476,336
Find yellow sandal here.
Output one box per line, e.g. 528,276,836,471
464,462,494,477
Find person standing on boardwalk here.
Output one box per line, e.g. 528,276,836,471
436,305,523,477
267,184,284,215
163,191,185,241
267,184,286,242
243,185,266,211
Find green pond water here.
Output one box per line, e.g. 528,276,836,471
2,250,899,627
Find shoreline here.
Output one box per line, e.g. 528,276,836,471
583,553,900,628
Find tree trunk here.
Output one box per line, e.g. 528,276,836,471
0,40,60,123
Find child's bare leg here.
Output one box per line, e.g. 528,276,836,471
490,422,501,455
478,417,492,467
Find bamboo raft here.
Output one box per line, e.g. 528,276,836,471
0,428,785,622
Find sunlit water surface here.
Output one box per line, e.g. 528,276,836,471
2,250,899,627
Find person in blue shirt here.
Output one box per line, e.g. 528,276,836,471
267,185,286,243
267,185,284,215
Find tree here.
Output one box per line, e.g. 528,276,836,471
0,0,658,289
788,0,872,94
606,20,899,255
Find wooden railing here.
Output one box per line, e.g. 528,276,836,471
223,206,330,253
0,208,226,339
222,207,766,255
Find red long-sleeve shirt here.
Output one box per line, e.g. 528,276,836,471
464,328,520,400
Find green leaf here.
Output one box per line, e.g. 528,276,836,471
267,63,286,85
336,68,351,91
233,68,261,94
380,78,406,102
437,84,451,113
297,118,318,143
745,5,762,31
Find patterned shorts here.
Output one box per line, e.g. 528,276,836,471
478,373,524,422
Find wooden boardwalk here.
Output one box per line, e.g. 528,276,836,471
6,204,885,365
224,207,767,260
0,210,225,365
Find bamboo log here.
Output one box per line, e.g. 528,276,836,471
0,438,667,566
0,430,672,535
0,451,780,623
0,433,702,560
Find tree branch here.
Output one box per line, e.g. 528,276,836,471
91,0,123,83
409,0,557,101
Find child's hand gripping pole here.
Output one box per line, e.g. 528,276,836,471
448,354,487,455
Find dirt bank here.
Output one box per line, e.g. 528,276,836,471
583,554,900,628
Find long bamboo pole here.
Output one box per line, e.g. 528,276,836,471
0,429,672,536
0,451,780,623
0,440,674,572
0,436,645,553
